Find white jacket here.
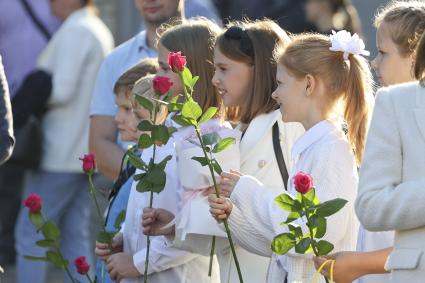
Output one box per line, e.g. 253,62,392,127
355,82,425,282
37,7,113,172
228,120,359,283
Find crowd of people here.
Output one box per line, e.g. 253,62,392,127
1,0,425,283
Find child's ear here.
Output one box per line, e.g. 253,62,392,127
305,74,315,97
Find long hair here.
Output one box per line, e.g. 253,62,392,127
415,31,425,85
330,0,362,35
215,19,290,124
159,18,222,115
276,33,374,165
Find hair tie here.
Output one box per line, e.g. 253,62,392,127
329,30,370,60
224,26,255,59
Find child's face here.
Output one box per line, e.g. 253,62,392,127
114,90,139,142
157,43,183,97
212,47,254,107
371,22,415,87
272,64,309,124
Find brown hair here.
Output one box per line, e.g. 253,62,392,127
159,18,223,115
113,58,159,96
276,33,374,165
215,19,290,124
132,75,168,124
415,30,425,85
330,0,362,35
374,0,425,56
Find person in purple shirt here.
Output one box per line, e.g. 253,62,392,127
0,0,60,266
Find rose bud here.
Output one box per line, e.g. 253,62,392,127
293,171,313,194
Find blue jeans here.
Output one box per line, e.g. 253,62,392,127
95,177,133,283
15,170,92,283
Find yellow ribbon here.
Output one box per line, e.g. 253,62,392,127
313,259,335,283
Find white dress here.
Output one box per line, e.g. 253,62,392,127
227,120,359,283
121,117,220,283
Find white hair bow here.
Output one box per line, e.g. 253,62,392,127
329,30,370,60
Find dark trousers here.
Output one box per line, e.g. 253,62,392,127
0,162,25,265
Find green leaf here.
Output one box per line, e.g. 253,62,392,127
303,188,320,206
198,107,218,124
316,198,348,217
271,233,295,255
182,101,202,122
152,125,170,145
146,167,166,186
29,212,44,230
35,239,55,247
189,76,199,89
135,95,154,112
138,120,154,132
201,132,220,146
288,223,303,238
212,137,235,153
158,155,173,170
96,230,114,244
310,215,327,238
182,67,193,87
168,127,177,136
295,237,311,254
136,179,151,193
316,240,334,256
138,134,153,149
46,251,66,269
41,221,60,241
283,211,301,224
172,114,194,127
24,255,48,262
274,192,301,212
192,156,209,166
168,102,184,112
114,210,126,231
134,172,146,182
127,150,147,170
211,159,223,175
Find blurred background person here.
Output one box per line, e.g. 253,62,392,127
0,0,61,267
14,0,113,282
304,0,362,35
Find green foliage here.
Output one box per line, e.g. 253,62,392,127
151,125,170,145
316,199,348,217
96,230,114,244
138,134,153,149
135,95,153,112
182,101,202,122
212,137,235,153
41,221,60,241
271,233,295,255
114,210,126,231
192,156,209,166
198,107,218,124
316,240,334,256
29,212,44,230
46,251,67,269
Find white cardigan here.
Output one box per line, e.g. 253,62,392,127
355,82,425,282
229,120,359,283
37,7,113,172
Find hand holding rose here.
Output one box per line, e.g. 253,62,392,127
208,194,233,221
142,208,175,236
95,232,123,261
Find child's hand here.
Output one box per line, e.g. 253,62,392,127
95,232,123,261
313,252,362,283
142,208,175,236
208,194,233,221
219,170,241,197
107,252,140,282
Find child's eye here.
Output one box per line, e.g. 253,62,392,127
378,50,385,55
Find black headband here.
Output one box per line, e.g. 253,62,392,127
224,26,255,59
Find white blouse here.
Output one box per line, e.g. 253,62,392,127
228,120,359,283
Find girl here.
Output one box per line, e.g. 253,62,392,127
209,30,374,283
304,0,362,35
143,19,305,283
98,18,223,283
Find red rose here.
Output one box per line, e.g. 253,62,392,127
293,171,313,194
24,193,42,214
74,256,90,275
153,76,173,95
79,153,96,173
168,51,186,72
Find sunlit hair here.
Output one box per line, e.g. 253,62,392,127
328,0,362,35
275,33,374,165
415,31,425,86
113,58,159,96
374,0,425,56
215,19,291,124
132,75,168,125
158,18,223,117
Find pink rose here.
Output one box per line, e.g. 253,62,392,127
74,256,90,275
168,51,186,72
79,153,96,174
153,76,173,95
24,193,42,214
293,171,313,194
